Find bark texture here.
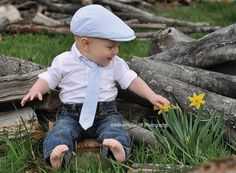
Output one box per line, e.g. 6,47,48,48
149,23,236,68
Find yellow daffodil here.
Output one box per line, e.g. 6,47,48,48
189,92,205,109
154,104,170,115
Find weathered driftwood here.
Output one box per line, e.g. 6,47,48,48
0,70,45,102
100,0,153,17
4,23,70,35
128,163,191,173
129,61,236,139
0,16,9,28
177,25,221,34
149,27,195,55
1,1,219,39
0,107,43,140
115,11,210,28
3,23,158,39
0,55,44,103
0,0,11,5
135,31,163,39
188,156,236,173
65,0,93,5
1,0,221,39
116,0,143,4
15,1,37,10
118,0,155,8
148,23,236,68
100,0,210,27
32,12,62,26
123,119,158,147
206,60,236,75
130,58,236,99
36,0,82,14
0,4,22,23
128,23,166,30
0,55,44,76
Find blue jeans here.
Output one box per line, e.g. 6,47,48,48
43,101,131,164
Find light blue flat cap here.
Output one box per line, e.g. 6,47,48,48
70,5,136,41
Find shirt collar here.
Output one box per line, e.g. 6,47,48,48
71,42,83,59
71,42,98,65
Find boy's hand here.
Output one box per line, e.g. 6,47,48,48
21,78,50,106
21,90,43,106
150,94,170,109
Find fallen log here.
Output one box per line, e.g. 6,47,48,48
0,4,22,23
0,16,9,28
116,0,142,4
128,163,191,173
66,0,93,5
177,25,221,34
4,23,70,35
36,0,82,14
130,58,236,99
15,1,37,10
99,0,153,17
32,12,62,26
123,119,158,147
206,60,236,75
198,22,236,43
0,70,45,103
0,55,44,103
149,27,195,55
129,61,236,139
148,24,236,68
188,156,236,173
0,0,11,5
127,23,166,30
114,11,210,27
3,23,159,39
137,23,219,41
0,107,43,140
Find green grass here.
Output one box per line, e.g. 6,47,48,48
1,1,236,172
0,33,74,66
0,33,148,66
153,1,236,26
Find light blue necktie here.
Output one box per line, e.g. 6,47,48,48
79,56,100,130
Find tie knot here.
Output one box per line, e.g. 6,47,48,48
80,56,98,68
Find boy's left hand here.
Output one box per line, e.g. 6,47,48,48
150,94,170,109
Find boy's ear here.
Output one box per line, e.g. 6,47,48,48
81,37,90,50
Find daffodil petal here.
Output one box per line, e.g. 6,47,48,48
199,93,205,100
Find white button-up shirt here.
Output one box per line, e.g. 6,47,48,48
39,43,137,104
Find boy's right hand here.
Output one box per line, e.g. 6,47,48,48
21,90,43,106
21,78,50,106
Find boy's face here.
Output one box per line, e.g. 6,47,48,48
84,38,119,67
